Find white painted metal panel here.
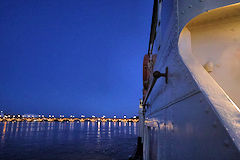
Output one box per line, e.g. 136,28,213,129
142,0,240,159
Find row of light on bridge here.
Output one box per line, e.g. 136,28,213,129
0,114,137,119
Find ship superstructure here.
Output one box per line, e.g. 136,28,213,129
139,0,240,159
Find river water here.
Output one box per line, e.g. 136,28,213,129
0,121,138,160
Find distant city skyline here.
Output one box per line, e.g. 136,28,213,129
0,0,153,117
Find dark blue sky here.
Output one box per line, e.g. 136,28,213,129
0,0,153,117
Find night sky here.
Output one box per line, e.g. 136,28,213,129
0,0,153,117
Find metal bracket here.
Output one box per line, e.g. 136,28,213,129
143,67,169,107
153,67,168,84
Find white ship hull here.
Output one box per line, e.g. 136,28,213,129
140,0,240,159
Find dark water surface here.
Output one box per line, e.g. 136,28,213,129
0,121,138,160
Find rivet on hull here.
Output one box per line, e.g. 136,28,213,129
224,140,230,147
212,121,217,128
205,109,209,114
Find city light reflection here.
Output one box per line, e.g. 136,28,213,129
91,121,95,130
15,122,20,137
1,122,7,144
80,121,84,130
97,121,101,143
10,122,14,137
133,122,137,135
129,122,132,135
86,121,90,140
25,122,30,137
119,122,121,134
108,121,111,138
70,122,74,130
0,119,139,153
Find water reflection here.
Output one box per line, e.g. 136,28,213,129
108,122,111,138
37,122,40,132
97,121,101,143
113,122,117,136
1,122,7,144
80,121,84,130
91,121,95,130
0,121,138,159
10,122,14,137
15,122,20,137
70,122,74,130
123,122,127,134
119,122,121,134
133,122,137,135
102,121,106,128
86,121,90,140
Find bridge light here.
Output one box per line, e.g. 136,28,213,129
81,115,85,118
38,115,41,117
52,115,54,118
92,115,95,118
18,115,20,117
13,115,15,118
102,115,106,118
42,115,44,117
49,115,51,118
133,116,136,119
113,115,116,118
123,115,126,119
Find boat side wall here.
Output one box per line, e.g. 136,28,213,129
143,0,240,159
